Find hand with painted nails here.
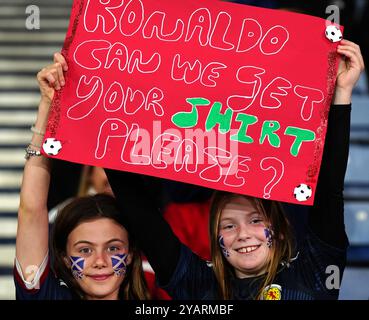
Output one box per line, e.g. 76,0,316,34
334,39,365,104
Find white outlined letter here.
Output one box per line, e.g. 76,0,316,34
119,0,144,36
260,25,289,55
84,0,123,34
95,118,129,159
67,76,103,120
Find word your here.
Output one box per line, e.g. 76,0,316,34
67,76,165,120
84,0,289,55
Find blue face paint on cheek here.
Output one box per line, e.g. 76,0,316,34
218,235,230,258
264,227,274,248
111,254,128,276
69,256,85,280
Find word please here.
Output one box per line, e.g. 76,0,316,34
95,119,255,187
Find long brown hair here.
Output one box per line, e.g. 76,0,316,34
209,191,295,300
51,194,150,300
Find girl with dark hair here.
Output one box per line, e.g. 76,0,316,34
14,54,149,300
105,40,365,300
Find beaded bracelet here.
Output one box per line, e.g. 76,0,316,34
30,125,45,136
25,146,42,160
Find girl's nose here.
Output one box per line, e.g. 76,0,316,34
93,251,109,268
237,224,252,240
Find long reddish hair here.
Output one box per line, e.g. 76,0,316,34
209,191,294,299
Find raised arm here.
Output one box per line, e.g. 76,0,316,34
15,54,68,281
308,40,365,249
105,169,181,285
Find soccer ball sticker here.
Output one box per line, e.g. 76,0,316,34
43,138,62,156
293,184,312,202
325,25,342,43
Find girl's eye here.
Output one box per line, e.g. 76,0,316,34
251,219,263,224
79,247,92,254
107,246,120,252
222,224,235,230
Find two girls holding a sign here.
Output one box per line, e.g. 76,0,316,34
15,38,364,300
105,39,365,300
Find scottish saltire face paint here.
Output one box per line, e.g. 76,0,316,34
218,235,230,257
69,256,85,280
264,227,274,248
111,254,128,276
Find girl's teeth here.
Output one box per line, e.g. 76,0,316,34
238,246,257,253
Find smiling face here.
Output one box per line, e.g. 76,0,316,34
218,196,272,278
65,218,131,300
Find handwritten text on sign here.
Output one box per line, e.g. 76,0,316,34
44,0,341,204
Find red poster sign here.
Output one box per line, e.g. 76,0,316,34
44,0,342,205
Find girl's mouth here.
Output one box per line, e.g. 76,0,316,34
89,274,112,281
236,245,261,254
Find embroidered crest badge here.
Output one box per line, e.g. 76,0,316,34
263,284,282,300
